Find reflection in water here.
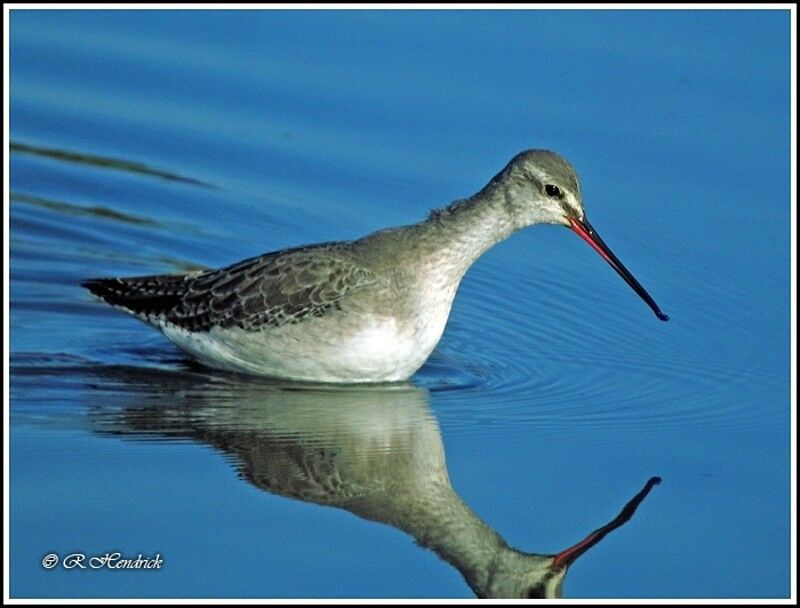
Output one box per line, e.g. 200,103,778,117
90,380,658,598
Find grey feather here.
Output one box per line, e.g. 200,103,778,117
83,243,381,332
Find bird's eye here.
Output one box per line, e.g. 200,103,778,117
545,184,562,198
526,584,546,599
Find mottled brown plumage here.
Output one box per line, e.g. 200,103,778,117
83,243,382,331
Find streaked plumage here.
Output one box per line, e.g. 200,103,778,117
83,243,381,332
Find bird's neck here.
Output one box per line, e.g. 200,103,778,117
370,482,508,596
418,185,519,280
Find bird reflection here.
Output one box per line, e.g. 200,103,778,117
90,376,658,598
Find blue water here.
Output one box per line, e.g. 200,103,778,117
8,8,791,599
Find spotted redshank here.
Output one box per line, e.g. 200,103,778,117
83,150,668,382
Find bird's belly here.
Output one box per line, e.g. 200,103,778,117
159,314,440,383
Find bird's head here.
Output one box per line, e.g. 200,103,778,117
469,476,662,599
492,149,585,229
489,149,668,321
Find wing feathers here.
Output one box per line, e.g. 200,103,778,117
83,244,380,332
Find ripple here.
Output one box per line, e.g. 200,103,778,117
10,140,216,189
414,351,488,392
427,263,786,436
11,191,162,227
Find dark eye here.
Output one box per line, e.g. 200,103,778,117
545,184,562,198
526,584,546,599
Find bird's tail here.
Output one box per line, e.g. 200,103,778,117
82,273,193,320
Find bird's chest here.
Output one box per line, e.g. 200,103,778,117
409,282,457,347
395,260,462,354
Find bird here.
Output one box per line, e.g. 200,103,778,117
83,149,668,383
92,380,661,598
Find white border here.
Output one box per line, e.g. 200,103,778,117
2,2,799,9
3,3,797,605
789,0,797,604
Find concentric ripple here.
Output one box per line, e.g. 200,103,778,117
421,259,787,437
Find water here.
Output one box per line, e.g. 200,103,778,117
8,9,791,599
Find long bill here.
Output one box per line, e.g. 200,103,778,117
568,217,669,321
550,476,662,571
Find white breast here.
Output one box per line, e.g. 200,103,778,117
155,255,462,383
159,312,444,383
